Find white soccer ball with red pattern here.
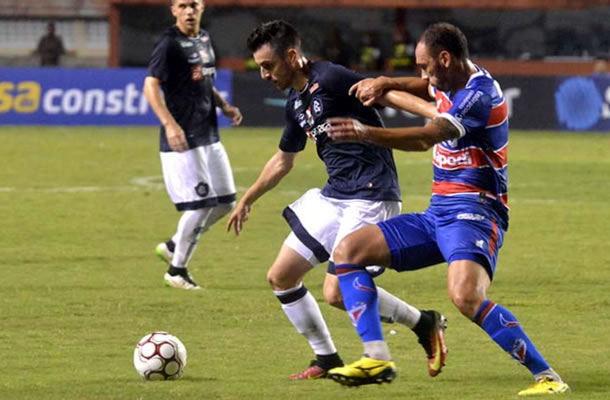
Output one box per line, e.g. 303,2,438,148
133,331,187,380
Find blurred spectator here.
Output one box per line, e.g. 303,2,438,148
357,32,382,72
34,21,67,67
387,28,415,72
322,28,353,68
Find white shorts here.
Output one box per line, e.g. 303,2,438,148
160,142,236,211
283,188,401,266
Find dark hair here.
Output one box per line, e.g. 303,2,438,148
420,22,469,60
246,20,301,56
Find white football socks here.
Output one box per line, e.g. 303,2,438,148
170,203,234,269
274,285,337,356
363,340,392,361
377,286,422,329
171,208,211,268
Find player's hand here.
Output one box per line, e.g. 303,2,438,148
327,118,370,142
222,104,243,126
349,77,387,107
164,123,188,152
227,201,251,236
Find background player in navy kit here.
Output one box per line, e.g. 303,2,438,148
227,20,447,380
325,23,569,396
143,0,242,290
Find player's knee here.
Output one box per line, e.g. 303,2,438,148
266,268,295,291
448,288,482,319
333,237,364,265
323,284,344,309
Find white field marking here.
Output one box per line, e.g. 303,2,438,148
0,176,559,205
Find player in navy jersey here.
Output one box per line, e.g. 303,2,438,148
143,0,242,290
227,20,447,381
325,23,569,395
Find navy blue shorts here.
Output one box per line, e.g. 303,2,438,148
378,201,505,279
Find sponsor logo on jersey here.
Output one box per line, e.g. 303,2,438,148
179,40,194,48
195,182,209,197
457,213,486,221
305,107,315,126
312,97,323,116
297,112,307,128
433,146,474,169
199,49,211,64
191,65,203,81
305,120,330,143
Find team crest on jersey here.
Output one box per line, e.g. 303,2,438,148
195,182,209,197
294,99,302,110
312,97,323,117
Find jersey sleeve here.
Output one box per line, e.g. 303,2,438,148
279,103,307,152
147,36,172,82
438,88,492,138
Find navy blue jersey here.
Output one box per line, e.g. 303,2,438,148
281,61,400,202
147,26,219,152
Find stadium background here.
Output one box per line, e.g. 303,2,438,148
1,0,610,131
1,1,609,400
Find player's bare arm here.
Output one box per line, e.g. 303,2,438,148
227,150,297,235
143,76,188,152
212,87,243,126
349,76,433,106
379,90,438,119
327,116,460,152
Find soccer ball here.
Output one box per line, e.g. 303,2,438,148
133,331,187,380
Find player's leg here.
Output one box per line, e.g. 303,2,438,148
323,262,428,346
196,142,236,233
327,224,397,385
268,242,343,380
158,147,220,290
442,212,568,395
156,143,236,268
329,199,433,334
329,213,448,386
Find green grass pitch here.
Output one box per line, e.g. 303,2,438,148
1,126,608,399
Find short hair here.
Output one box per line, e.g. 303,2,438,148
420,22,469,60
246,20,301,56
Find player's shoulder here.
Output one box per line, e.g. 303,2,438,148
154,26,181,48
311,60,356,80
466,64,501,95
